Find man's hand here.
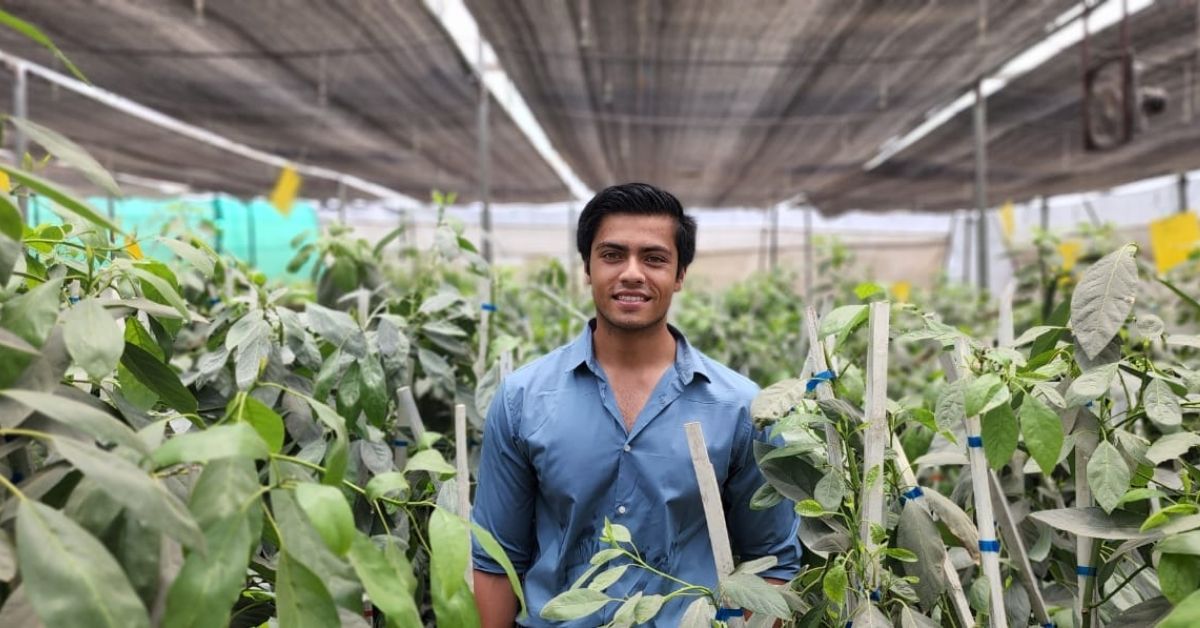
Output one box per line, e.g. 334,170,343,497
474,570,518,628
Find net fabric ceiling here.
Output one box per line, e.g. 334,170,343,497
0,0,568,202
466,0,1081,209
815,2,1200,212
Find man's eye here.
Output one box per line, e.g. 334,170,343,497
647,257,667,265
601,251,621,260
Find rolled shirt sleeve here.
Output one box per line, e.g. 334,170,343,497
723,405,803,581
471,381,537,574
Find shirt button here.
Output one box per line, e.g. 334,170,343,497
623,444,631,452
617,505,627,515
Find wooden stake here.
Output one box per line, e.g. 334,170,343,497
951,339,1007,628
684,422,744,628
989,470,1053,626
860,302,890,589
475,278,492,380
455,403,473,592
804,306,844,471
396,386,426,443
1074,411,1100,627
998,280,1015,348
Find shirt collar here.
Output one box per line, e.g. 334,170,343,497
564,319,710,385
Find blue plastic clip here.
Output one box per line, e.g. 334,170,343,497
68,296,80,304
481,302,498,312
979,539,1001,553
208,296,221,306
806,369,836,392
1076,565,1097,577
868,589,881,602
902,486,924,500
714,608,744,621
392,439,409,447
967,435,984,448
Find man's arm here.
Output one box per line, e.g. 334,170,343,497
471,380,536,626
475,571,519,628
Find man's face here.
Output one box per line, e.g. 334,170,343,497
586,213,684,332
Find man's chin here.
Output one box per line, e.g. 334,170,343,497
597,310,666,332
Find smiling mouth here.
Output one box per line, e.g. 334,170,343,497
614,294,650,303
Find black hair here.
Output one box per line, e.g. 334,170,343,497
576,182,697,279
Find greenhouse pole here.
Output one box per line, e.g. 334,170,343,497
477,37,493,264
1178,172,1189,212
11,62,27,219
973,79,989,290
804,207,815,297
246,204,257,267
337,178,347,225
768,203,780,270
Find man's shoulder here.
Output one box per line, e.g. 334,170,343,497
692,350,760,403
502,342,575,395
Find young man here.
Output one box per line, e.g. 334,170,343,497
471,183,802,626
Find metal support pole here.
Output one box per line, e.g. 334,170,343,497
477,38,493,264
1040,196,1050,232
567,201,578,297
769,204,781,270
973,79,989,290
1178,172,1189,213
246,203,257,267
337,177,347,225
12,63,28,220
962,211,974,285
212,196,224,254
106,195,116,244
804,206,815,297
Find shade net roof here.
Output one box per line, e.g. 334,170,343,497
815,1,1200,212
466,0,1083,209
0,0,568,202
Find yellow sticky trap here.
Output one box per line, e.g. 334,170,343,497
125,239,144,260
0,170,11,194
999,200,1015,242
1059,240,1082,271
892,281,911,303
269,166,302,216
1149,212,1200,274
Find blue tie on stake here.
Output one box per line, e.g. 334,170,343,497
806,369,836,392
715,607,744,621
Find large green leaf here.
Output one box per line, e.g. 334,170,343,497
232,395,284,453
965,373,1008,418
150,423,269,467
471,521,529,618
119,342,197,414
53,437,204,550
62,298,124,380
719,572,790,618
0,9,87,81
934,378,968,432
162,515,255,628
9,118,120,196
1019,394,1063,475
540,588,611,621
0,389,147,455
359,354,387,426
428,508,481,628
1161,590,1200,628
1160,554,1200,605
304,303,366,357
1143,378,1182,430
128,267,189,319
818,304,868,346
303,396,348,487
16,500,149,628
981,402,1018,471
1147,432,1200,466
897,500,948,609
822,561,848,605
293,483,354,556
157,237,214,277
751,378,807,421
1069,244,1138,360
405,448,457,477
275,551,339,628
1087,441,1131,514
346,534,421,628
0,166,119,233
1065,363,1117,408
1,277,63,348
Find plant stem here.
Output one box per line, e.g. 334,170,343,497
0,474,26,500
1089,562,1149,609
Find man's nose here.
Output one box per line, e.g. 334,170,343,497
619,258,646,284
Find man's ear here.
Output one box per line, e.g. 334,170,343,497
674,267,686,292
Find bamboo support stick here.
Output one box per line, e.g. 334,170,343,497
685,422,744,628
951,339,1007,628
475,279,492,380
455,403,473,592
1074,411,1100,627
860,303,890,591
890,435,975,626
804,306,843,472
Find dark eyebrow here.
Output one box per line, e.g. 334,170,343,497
596,241,672,256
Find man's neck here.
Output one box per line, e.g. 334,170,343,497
592,319,677,372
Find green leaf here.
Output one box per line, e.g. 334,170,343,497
680,597,716,628
823,561,847,605
897,500,948,609
405,448,456,477
587,565,628,592
1019,394,1063,475
0,389,147,455
53,437,204,550
128,267,189,320
366,472,410,501
819,305,868,346
1012,325,1065,347
9,118,120,196
0,9,88,81
151,423,269,467
62,299,124,380
304,397,348,487
1143,378,1182,430
1,277,63,348
293,483,354,556
733,556,778,576
359,354,387,426
233,396,284,453
275,551,339,628
1158,531,1200,557
1065,363,1117,408
981,402,1018,471
428,509,481,628
157,238,214,277
540,588,611,621
634,594,665,623
470,522,528,619
119,342,197,414
796,499,826,518
854,282,883,300
965,373,1008,417
304,304,366,356
751,378,807,421
17,500,149,628
346,534,421,628
1160,589,1200,628
1160,553,1200,604
613,592,642,624
814,470,846,511
935,378,968,432
885,547,919,562
162,516,256,628
1070,243,1138,360
1147,432,1200,466
1088,441,1131,514
418,291,461,315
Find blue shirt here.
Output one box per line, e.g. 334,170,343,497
471,322,802,626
